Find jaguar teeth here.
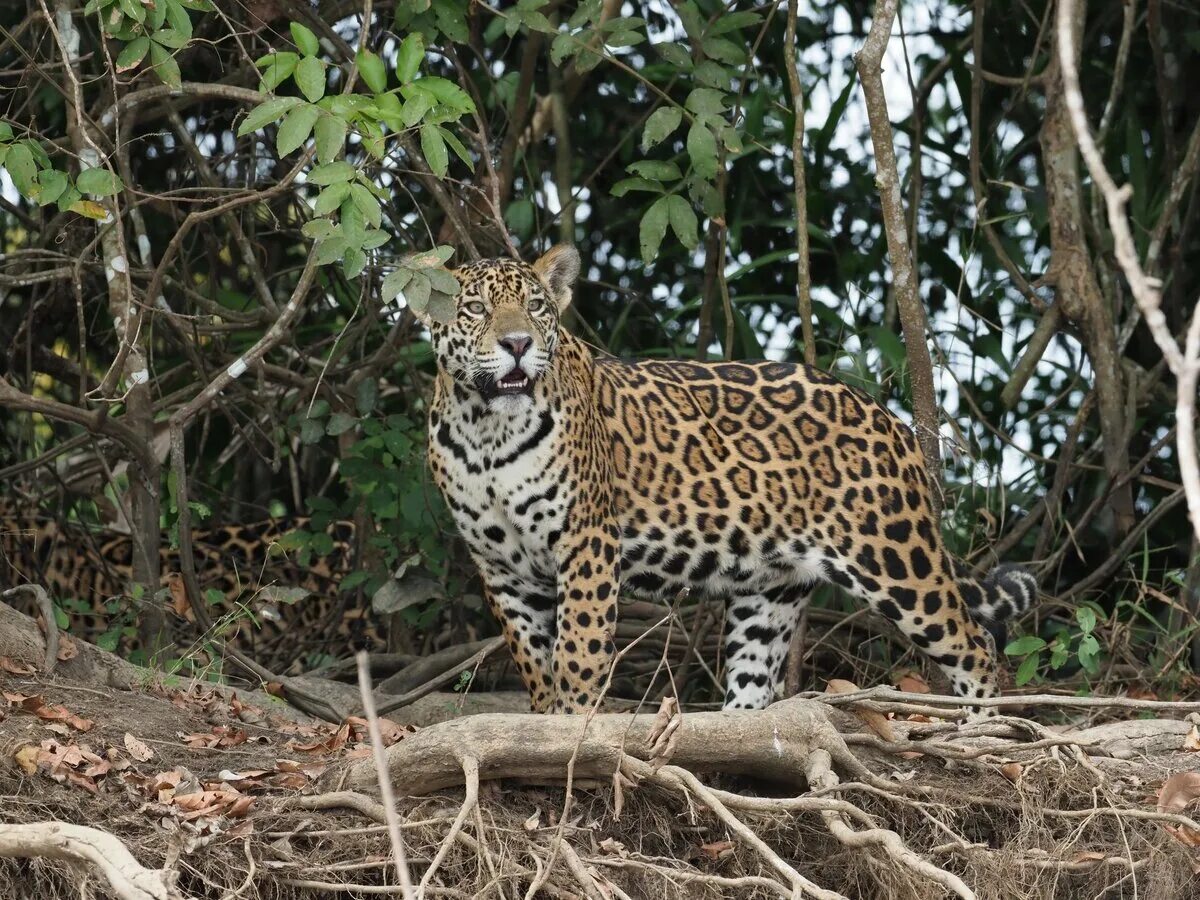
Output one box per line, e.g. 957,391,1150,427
499,375,528,387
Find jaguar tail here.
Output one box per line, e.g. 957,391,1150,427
960,563,1038,649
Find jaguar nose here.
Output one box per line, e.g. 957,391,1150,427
499,332,533,360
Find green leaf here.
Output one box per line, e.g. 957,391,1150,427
639,195,671,265
4,143,36,196
326,412,358,436
300,416,325,444
611,177,664,197
427,291,457,324
258,52,298,92
301,218,337,240
0,121,12,141
314,236,348,265
410,76,475,113
1015,652,1039,686
357,48,387,92
313,181,350,215
165,0,194,35
118,0,145,24
401,91,434,127
694,61,732,90
115,36,150,72
656,42,692,68
701,36,746,65
290,22,320,57
427,268,460,295
381,267,413,303
627,160,681,181
505,198,535,235
34,169,68,206
642,107,682,152
76,167,123,197
687,121,719,179
277,103,320,156
350,183,382,228
550,33,578,66
405,271,431,311
439,127,473,170
666,195,698,249
396,33,425,83
1004,635,1047,656
1074,606,1098,633
420,123,448,176
686,88,726,117
295,55,326,102
356,379,379,416
308,160,354,184
149,41,182,90
314,114,346,165
151,28,190,50
237,96,302,135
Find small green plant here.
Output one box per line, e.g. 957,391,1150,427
1005,603,1104,686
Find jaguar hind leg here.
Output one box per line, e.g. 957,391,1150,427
721,585,812,709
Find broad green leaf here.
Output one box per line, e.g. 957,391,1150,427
4,142,36,195
76,167,123,197
0,121,12,141
301,218,337,240
151,28,189,49
427,268,460,295
115,37,149,72
70,199,108,219
427,291,457,324
290,22,320,57
611,177,664,197
258,52,298,91
357,48,387,92
420,123,448,176
165,0,194,35
686,88,726,117
276,103,320,156
326,412,357,435
149,41,182,90
1075,606,1098,633
656,42,692,68
295,55,326,102
237,97,302,135
308,160,354,185
694,61,732,90
350,183,382,228
314,236,348,265
677,0,703,41
687,121,719,179
361,229,389,250
313,181,350,215
642,107,682,152
34,169,68,206
439,127,473,170
314,114,346,164
1004,635,1047,656
550,33,578,66
405,271,432,310
411,76,475,113
666,194,698,249
118,0,145,24
707,11,762,34
401,91,434,127
356,378,379,416
639,195,671,265
381,267,413,303
627,160,681,181
701,36,746,65
396,33,425,83
1015,652,1039,686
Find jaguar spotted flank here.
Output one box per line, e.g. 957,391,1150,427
418,245,1036,714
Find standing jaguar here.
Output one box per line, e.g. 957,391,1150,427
421,245,1036,714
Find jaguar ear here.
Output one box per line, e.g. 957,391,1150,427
533,245,580,311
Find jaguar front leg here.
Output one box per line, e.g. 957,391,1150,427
552,519,620,713
479,573,557,713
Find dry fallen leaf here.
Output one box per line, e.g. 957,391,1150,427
0,657,36,676
167,573,189,617
523,810,541,832
825,679,896,742
897,672,930,694
1000,763,1023,783
56,634,78,661
13,744,39,776
1156,772,1200,849
124,733,155,762
598,837,628,857
1183,725,1200,753
698,840,735,861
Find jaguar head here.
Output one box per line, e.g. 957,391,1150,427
417,245,580,403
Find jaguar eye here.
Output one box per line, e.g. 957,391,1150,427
463,300,487,316
527,296,545,313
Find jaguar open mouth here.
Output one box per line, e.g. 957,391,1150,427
486,368,535,398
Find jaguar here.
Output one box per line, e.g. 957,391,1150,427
0,502,374,669
422,245,1037,714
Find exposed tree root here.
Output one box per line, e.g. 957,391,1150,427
0,821,180,900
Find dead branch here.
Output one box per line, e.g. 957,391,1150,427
0,821,179,900
854,0,942,505
1057,0,1200,543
